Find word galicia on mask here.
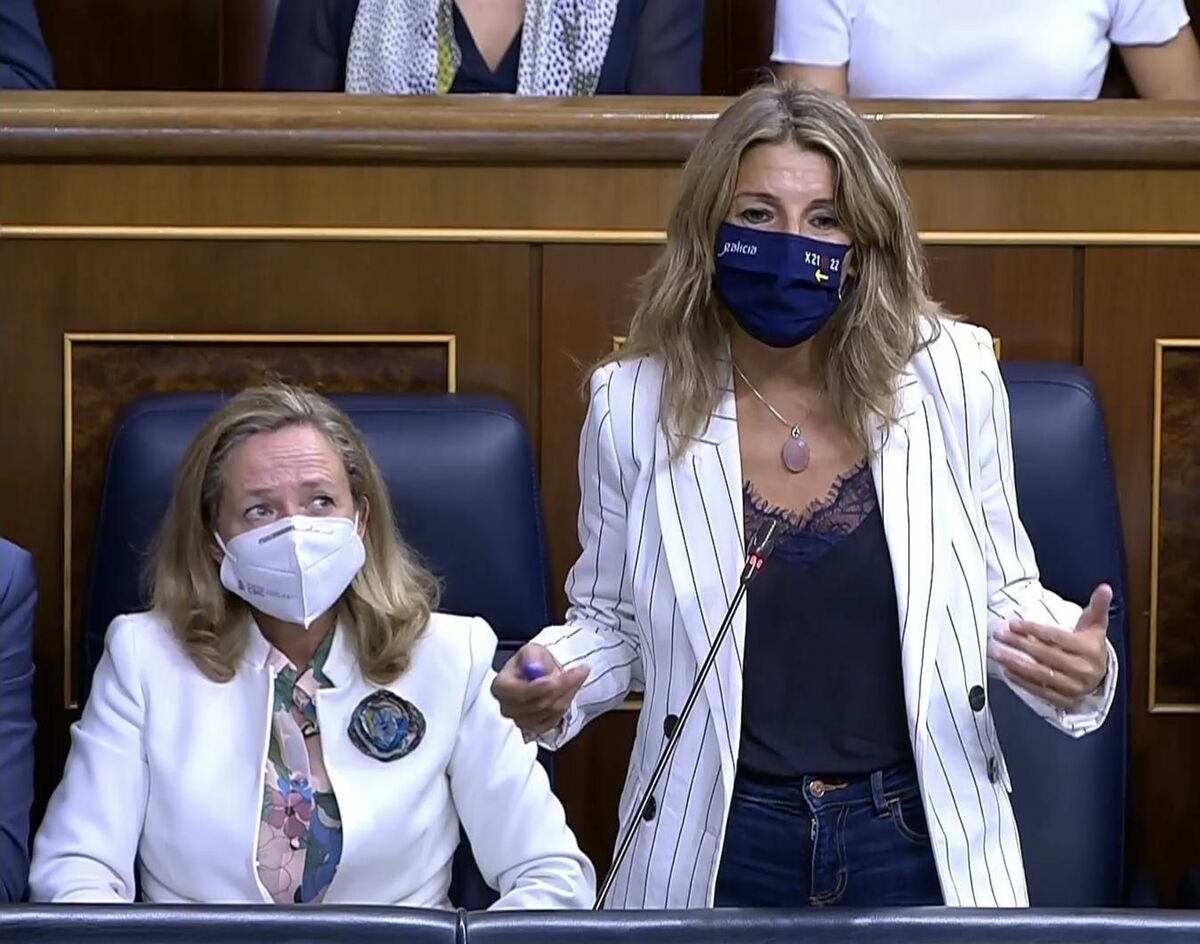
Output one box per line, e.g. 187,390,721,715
716,238,757,257
216,514,366,629
712,222,849,349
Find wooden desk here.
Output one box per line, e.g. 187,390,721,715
2,93,1197,899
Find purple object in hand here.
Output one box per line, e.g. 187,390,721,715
520,659,546,681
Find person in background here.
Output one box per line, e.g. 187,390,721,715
773,0,1200,100
264,0,704,94
1,0,55,89
491,83,1117,909
0,538,36,902
30,384,593,908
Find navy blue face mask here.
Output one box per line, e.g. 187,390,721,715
712,222,850,348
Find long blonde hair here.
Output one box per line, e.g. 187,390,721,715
150,383,439,685
615,82,938,455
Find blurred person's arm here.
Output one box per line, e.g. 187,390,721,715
1112,0,1200,99
264,0,354,91
0,543,36,902
771,0,849,95
1120,26,1200,99
628,0,706,93
0,0,55,90
775,63,848,94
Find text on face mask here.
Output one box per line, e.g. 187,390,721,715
803,250,841,271
717,239,757,257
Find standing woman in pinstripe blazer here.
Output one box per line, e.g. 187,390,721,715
493,84,1118,909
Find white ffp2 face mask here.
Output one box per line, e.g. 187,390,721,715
216,514,366,629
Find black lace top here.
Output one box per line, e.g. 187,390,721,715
738,462,915,779
744,461,879,565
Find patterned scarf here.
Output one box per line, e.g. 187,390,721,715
345,0,620,96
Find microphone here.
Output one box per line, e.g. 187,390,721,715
593,519,781,909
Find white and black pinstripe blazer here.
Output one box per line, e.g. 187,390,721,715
535,318,1117,908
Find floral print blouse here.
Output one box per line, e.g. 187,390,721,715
257,631,343,904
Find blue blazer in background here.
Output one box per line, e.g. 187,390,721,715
0,0,55,90
0,539,36,902
264,0,704,94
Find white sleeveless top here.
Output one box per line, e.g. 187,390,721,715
773,0,1189,99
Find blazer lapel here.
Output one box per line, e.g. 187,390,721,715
654,373,745,791
871,371,946,766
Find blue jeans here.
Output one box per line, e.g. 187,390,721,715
714,765,944,907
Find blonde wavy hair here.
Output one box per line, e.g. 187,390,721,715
150,383,439,685
614,82,939,455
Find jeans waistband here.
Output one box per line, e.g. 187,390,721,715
733,763,920,814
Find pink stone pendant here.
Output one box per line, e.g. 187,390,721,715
781,427,811,473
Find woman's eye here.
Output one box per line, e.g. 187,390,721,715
811,213,840,230
739,207,772,225
311,495,334,511
244,504,272,521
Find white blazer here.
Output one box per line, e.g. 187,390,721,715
31,611,595,908
535,318,1117,909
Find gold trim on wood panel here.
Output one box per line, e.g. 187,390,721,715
0,226,669,244
60,338,74,712
920,232,1200,246
4,225,1200,246
61,331,457,709
1148,338,1200,714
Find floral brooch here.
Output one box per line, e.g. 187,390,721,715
347,690,425,762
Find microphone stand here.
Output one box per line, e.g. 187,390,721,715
593,520,781,910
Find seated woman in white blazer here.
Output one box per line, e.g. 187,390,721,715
492,84,1118,909
31,383,594,908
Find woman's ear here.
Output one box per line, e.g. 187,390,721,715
357,496,371,537
842,245,858,279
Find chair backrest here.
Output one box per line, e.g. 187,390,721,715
0,904,458,943
6,905,1200,944
82,392,555,909
6,907,1200,944
996,363,1130,907
463,908,1200,943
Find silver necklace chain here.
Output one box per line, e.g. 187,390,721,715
732,362,821,433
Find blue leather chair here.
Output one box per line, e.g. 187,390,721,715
996,363,1130,907
81,393,555,909
0,905,459,943
3,905,1200,943
463,908,1200,943
0,538,37,902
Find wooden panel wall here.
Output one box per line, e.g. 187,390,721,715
1082,248,1200,899
1,96,1198,902
33,0,277,90
35,0,220,90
